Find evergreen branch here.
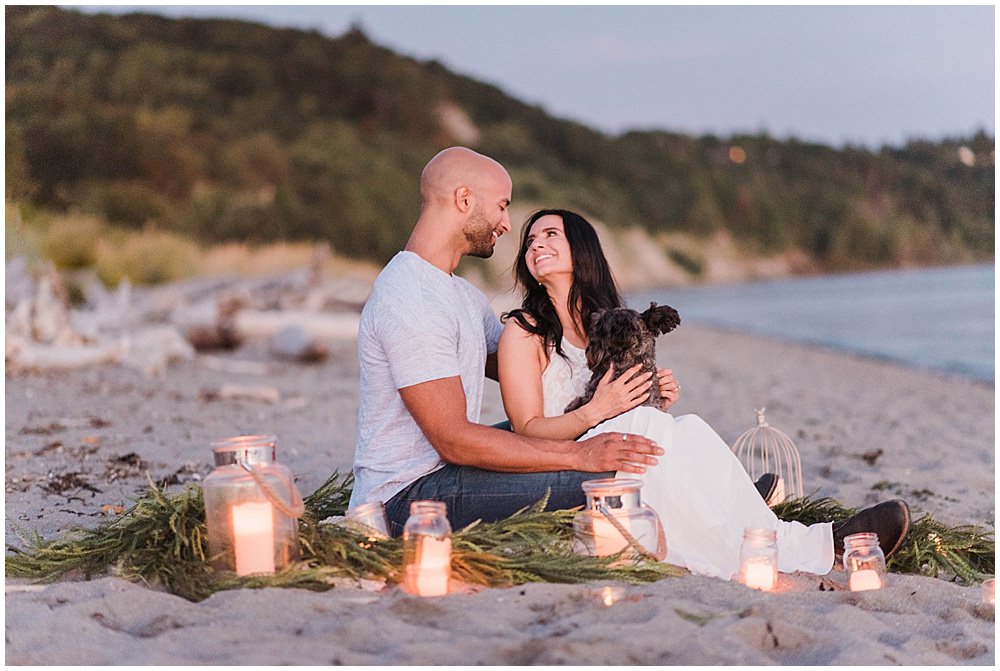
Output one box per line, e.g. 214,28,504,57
774,494,994,583
6,476,992,603
301,471,355,522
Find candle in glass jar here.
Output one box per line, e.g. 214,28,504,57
231,501,275,576
413,536,451,596
743,558,777,591
848,568,883,591
592,515,631,556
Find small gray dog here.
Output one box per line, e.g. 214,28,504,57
565,302,681,413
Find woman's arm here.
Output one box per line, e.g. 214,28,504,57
498,320,651,439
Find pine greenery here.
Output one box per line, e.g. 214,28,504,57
6,474,993,602
771,494,995,582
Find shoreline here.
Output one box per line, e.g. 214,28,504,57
677,319,995,387
5,321,995,665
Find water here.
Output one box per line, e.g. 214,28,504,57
629,264,994,382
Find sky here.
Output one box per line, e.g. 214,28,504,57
73,4,995,149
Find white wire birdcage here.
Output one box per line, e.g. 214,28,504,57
731,408,803,506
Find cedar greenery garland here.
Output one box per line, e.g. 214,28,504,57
772,494,995,582
6,474,993,602
5,472,679,602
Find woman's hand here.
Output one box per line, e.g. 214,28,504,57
577,363,652,427
657,368,680,411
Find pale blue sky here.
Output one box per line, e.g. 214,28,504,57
74,4,995,148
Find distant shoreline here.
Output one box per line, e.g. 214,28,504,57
628,263,995,385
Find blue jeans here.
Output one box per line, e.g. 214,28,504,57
384,464,615,537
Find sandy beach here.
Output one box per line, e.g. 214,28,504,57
4,285,995,664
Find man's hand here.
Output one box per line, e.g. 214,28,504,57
575,432,663,474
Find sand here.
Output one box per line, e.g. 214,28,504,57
5,300,995,664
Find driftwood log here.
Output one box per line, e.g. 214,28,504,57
5,258,368,377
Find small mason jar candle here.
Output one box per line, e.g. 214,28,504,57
843,532,886,591
402,500,452,597
739,528,778,591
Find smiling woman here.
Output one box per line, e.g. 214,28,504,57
525,214,574,282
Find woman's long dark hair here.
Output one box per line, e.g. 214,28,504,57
501,209,622,361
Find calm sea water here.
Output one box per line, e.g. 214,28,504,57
629,264,995,383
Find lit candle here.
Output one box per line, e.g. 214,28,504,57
592,515,630,556
231,501,275,576
849,569,883,591
600,586,625,606
743,558,777,591
591,512,659,557
412,536,451,596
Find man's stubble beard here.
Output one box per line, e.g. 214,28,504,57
463,204,496,259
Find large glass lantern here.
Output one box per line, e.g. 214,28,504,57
202,435,303,576
573,478,666,561
731,408,803,505
843,532,886,591
402,500,452,597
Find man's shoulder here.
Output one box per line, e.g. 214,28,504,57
373,252,441,288
363,253,458,328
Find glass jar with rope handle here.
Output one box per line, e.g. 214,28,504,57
202,435,303,576
572,478,666,561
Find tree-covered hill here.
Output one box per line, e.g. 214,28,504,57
6,5,994,272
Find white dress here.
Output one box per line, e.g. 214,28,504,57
541,340,834,579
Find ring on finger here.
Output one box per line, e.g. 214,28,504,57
622,433,628,442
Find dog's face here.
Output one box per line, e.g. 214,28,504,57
585,303,680,370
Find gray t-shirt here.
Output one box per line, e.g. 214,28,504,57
350,251,503,508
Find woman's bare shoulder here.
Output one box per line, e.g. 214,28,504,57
501,311,539,336
500,315,546,362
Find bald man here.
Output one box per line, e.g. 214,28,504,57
349,147,664,534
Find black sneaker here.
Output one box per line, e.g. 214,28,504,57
832,499,911,561
753,473,779,504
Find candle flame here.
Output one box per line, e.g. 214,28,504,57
600,586,622,606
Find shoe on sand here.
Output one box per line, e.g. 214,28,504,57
753,473,779,503
832,499,911,562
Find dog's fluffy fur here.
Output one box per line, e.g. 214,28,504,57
564,302,681,414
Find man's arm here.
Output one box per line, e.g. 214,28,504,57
399,376,662,474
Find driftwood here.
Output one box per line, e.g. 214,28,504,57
234,310,359,340
199,383,281,403
198,355,270,376
268,325,329,363
119,327,196,377
6,336,127,371
5,255,370,376
181,295,246,352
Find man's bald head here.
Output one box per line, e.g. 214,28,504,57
406,146,512,271
420,146,509,205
